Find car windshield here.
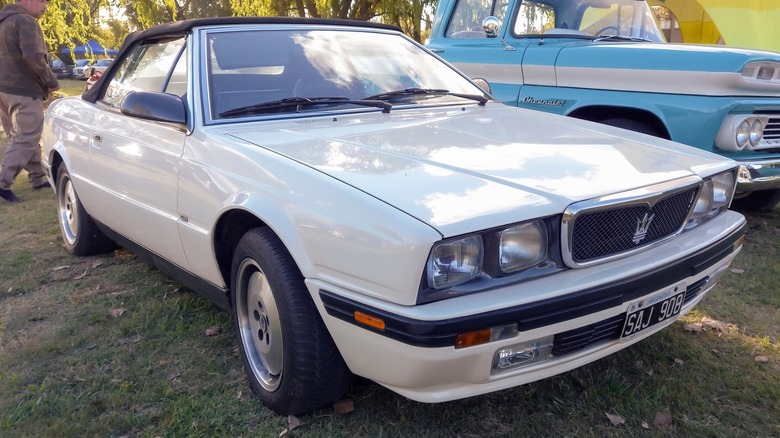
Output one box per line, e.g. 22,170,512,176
514,0,665,42
207,29,486,120
446,0,664,42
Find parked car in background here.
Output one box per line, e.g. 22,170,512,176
42,17,746,416
72,59,91,80
83,58,114,79
49,59,73,79
427,0,780,211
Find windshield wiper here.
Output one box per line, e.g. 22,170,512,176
219,97,391,118
592,34,652,43
364,88,488,106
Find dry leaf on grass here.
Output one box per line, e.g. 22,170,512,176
280,415,304,436
333,399,354,414
755,355,769,363
683,323,703,333
108,308,127,318
52,265,71,271
654,412,672,427
73,268,88,280
641,421,651,430
605,412,625,426
117,335,140,345
701,317,729,333
674,358,685,366
729,268,745,274
205,326,221,336
91,260,103,269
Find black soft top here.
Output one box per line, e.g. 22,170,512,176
83,17,401,102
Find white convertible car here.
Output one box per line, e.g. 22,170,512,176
42,17,746,415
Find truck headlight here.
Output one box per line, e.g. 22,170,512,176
687,170,736,228
426,235,484,289
715,115,767,151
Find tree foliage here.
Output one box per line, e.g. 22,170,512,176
2,0,438,53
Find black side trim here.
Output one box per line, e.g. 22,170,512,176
96,222,231,310
320,223,745,348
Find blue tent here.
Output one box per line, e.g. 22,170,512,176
58,40,118,58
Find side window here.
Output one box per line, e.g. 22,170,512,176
446,0,509,38
102,36,187,109
512,1,555,35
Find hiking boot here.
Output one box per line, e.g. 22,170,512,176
0,188,20,203
32,181,51,190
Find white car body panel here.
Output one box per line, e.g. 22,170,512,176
40,19,747,411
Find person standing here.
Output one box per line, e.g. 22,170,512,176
0,0,59,203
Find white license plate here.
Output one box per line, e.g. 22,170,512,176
621,285,686,341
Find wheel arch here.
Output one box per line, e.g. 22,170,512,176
568,105,671,140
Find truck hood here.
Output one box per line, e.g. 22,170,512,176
554,42,780,97
228,104,733,237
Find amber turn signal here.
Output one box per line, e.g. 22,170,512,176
354,311,385,330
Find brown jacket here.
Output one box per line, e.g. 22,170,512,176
0,3,58,100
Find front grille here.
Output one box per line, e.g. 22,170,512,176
569,188,698,263
761,114,780,142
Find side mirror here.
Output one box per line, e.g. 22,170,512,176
482,16,502,38
472,78,492,94
121,91,186,125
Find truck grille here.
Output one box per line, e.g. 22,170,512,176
759,111,780,143
562,181,699,266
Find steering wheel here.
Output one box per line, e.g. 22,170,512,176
594,25,619,37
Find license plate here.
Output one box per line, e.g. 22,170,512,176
621,285,686,341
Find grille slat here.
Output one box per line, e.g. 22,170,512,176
569,188,697,263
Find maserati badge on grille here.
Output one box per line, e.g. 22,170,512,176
632,213,655,244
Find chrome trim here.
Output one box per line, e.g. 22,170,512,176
561,176,702,268
736,158,780,191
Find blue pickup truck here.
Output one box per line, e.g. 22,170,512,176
427,0,780,211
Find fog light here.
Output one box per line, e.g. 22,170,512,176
491,336,553,374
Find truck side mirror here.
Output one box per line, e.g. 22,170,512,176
482,16,501,38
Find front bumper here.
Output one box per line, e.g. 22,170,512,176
312,211,746,403
736,158,780,192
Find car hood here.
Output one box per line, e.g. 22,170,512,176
227,104,732,237
553,41,780,96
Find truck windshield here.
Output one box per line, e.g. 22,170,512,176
446,0,665,43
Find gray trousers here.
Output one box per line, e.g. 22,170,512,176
0,91,46,190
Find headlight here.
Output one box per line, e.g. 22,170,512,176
426,235,484,290
715,115,768,151
749,119,763,147
499,221,547,273
687,170,736,228
736,120,750,148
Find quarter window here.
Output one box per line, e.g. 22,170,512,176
102,37,187,109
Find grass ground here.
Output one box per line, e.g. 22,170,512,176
0,117,778,436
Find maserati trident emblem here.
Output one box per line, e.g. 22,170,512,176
632,213,655,244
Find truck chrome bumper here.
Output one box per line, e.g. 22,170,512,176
736,158,780,192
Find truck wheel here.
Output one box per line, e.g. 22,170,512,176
600,118,660,137
731,189,780,212
231,227,351,415
55,165,116,256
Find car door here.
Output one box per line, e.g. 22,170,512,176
86,36,192,270
427,0,530,105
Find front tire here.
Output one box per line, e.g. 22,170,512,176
231,227,351,415
56,165,115,256
600,118,661,137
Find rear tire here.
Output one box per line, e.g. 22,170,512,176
231,227,351,415
56,165,116,256
731,189,780,212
